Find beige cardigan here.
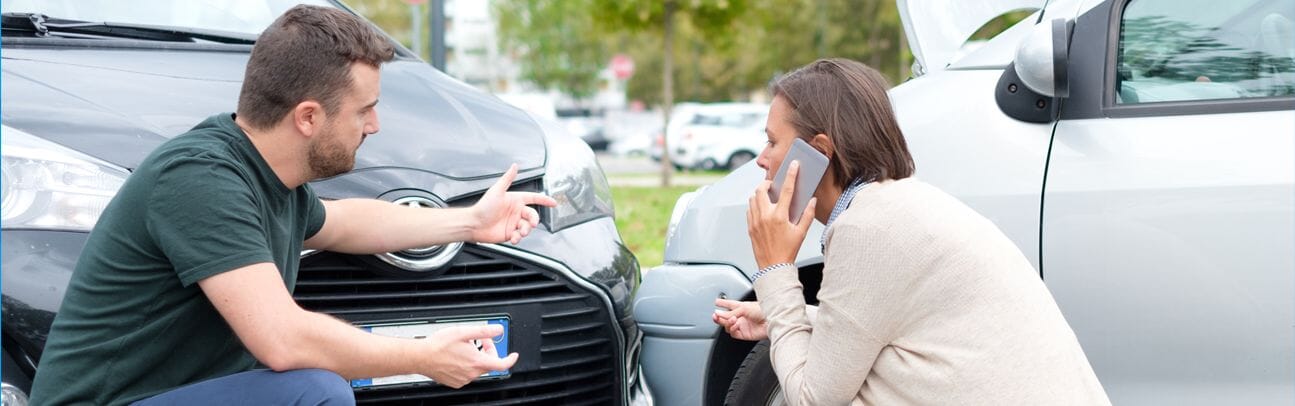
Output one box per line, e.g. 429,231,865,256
754,178,1110,405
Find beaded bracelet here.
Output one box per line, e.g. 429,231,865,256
753,262,792,281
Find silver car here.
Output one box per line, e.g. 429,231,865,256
635,0,1294,404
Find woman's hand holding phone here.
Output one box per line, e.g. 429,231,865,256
747,160,818,270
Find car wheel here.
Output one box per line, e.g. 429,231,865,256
724,340,784,406
700,158,720,171
727,151,756,170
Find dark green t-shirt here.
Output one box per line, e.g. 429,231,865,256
29,113,327,406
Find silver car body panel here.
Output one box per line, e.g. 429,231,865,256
640,335,713,406
1045,111,1295,404
635,263,753,405
662,163,826,273
892,68,1057,269
636,264,753,338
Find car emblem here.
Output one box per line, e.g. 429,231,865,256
374,195,463,272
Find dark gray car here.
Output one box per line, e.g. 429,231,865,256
0,1,649,405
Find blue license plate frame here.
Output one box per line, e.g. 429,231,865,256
350,315,511,388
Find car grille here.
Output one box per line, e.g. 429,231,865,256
293,244,623,405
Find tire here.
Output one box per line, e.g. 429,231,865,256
700,158,720,171
727,151,756,170
724,340,784,406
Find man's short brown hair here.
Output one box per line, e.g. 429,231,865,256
771,58,915,187
237,5,395,130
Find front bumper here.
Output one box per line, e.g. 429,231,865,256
633,263,752,406
298,243,641,404
1,228,647,405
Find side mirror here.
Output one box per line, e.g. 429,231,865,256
995,18,1074,123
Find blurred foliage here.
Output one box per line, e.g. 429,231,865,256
496,0,608,99
348,0,1035,108
970,9,1036,40
346,0,427,58
497,0,916,106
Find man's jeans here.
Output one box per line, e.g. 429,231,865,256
131,369,354,405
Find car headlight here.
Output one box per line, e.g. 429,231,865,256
1,125,129,231
537,117,615,232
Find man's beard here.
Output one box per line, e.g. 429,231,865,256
308,123,357,179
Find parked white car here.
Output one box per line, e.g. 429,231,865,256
671,110,768,170
606,110,664,157
651,103,768,168
635,0,1294,405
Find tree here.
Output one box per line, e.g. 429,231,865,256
495,0,610,101
740,0,911,87
616,0,915,107
591,0,749,187
348,0,426,58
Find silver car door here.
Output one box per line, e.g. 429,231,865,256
1043,0,1295,403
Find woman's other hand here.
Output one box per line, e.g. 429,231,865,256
747,160,817,269
712,298,768,341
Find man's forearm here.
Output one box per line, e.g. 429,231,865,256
275,309,422,380
316,198,477,254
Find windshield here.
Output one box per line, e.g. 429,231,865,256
0,0,334,36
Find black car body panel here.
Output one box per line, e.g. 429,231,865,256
1,47,545,177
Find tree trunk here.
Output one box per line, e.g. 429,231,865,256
660,0,676,187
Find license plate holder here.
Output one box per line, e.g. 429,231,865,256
350,316,510,388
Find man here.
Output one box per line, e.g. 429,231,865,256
28,5,555,405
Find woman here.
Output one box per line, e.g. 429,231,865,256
712,59,1109,405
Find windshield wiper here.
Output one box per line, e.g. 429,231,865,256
1,13,256,44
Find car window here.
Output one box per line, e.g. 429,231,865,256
721,113,764,128
0,0,333,36
1116,0,1295,104
689,113,722,126
690,112,764,127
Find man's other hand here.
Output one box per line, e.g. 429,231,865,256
421,324,518,388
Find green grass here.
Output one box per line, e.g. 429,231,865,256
612,185,701,269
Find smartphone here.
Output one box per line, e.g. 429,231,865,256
768,138,828,224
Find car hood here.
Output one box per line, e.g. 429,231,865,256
897,0,1048,75
0,46,545,178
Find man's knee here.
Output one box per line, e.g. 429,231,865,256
290,369,354,405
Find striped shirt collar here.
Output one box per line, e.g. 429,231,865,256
822,177,869,253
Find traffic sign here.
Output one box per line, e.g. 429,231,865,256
611,54,634,80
